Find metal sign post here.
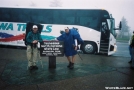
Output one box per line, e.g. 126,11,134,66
49,56,56,68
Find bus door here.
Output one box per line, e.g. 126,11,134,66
107,19,117,55
99,19,110,55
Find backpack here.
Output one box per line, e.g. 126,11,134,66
59,27,83,45
71,27,84,45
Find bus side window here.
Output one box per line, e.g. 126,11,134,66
86,22,90,27
102,22,108,30
30,10,53,23
101,22,108,33
76,10,99,30
53,10,75,24
66,17,75,24
53,10,62,24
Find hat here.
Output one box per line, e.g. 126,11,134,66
64,27,69,30
33,25,38,28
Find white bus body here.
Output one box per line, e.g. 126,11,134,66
0,7,120,55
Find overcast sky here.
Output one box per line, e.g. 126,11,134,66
0,0,134,31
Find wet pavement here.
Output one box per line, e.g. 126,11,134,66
113,42,130,57
0,42,134,90
1,60,116,85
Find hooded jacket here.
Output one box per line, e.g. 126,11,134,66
57,29,83,56
26,31,43,45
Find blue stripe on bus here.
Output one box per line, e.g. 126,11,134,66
0,32,14,38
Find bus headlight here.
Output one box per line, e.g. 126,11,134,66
114,45,117,52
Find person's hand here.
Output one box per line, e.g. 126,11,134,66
32,41,36,43
32,40,38,43
75,46,77,50
35,40,38,43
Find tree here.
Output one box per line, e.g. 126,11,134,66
15,4,19,6
29,2,36,7
118,17,130,38
49,0,62,7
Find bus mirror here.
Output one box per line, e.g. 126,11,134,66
119,21,122,30
114,21,122,30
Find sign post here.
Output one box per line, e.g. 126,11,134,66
49,56,56,68
40,41,64,69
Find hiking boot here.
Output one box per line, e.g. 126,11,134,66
128,60,132,63
29,66,34,70
69,63,74,69
33,66,38,70
67,62,72,68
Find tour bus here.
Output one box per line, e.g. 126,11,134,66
0,7,121,55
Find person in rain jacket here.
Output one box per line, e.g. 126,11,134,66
57,27,83,69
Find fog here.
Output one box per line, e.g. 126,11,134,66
0,0,134,31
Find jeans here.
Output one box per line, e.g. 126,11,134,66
129,45,132,60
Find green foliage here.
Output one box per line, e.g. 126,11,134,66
118,17,130,39
116,36,129,42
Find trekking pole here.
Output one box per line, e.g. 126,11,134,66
77,45,83,61
78,53,83,60
38,51,43,68
38,43,43,68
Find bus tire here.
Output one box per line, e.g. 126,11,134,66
81,42,97,54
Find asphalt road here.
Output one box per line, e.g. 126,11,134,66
113,42,130,57
0,42,134,90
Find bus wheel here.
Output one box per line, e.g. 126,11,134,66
82,42,97,54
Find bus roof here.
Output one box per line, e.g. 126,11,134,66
0,6,106,10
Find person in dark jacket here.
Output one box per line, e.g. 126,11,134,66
130,34,134,70
128,31,134,63
57,27,83,69
26,25,43,70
